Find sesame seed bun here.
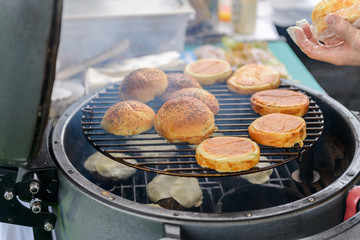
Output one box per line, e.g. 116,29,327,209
101,100,155,135
119,68,168,103
160,73,202,101
168,88,220,115
154,97,217,145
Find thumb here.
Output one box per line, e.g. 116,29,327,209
327,14,358,43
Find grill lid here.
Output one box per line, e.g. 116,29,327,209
0,1,62,167
81,80,324,177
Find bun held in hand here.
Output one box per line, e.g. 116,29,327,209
311,0,360,42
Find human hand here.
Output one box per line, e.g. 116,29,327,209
287,14,360,66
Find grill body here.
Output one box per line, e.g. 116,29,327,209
52,81,360,240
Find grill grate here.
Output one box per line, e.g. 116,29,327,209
81,81,324,177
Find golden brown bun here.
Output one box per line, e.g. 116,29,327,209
312,0,359,35
160,73,202,101
184,59,232,85
154,97,217,144
227,64,280,95
119,68,168,103
248,113,306,148
195,137,260,172
101,100,155,135
250,89,309,117
168,88,220,115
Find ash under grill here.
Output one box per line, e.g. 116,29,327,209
81,81,324,177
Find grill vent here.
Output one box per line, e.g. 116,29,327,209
81,81,324,177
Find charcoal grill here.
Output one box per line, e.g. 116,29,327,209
50,79,360,240
80,81,324,178
3,1,360,240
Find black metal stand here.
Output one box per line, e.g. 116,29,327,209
0,121,58,240
292,151,320,184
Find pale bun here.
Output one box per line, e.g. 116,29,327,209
168,88,220,115
227,64,280,95
312,0,360,36
250,89,309,117
195,137,260,172
160,73,202,101
248,113,306,148
119,68,168,103
184,58,232,85
101,100,155,135
154,97,217,145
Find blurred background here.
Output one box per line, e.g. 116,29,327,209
50,0,360,122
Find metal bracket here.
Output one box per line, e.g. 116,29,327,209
0,120,58,239
160,223,182,240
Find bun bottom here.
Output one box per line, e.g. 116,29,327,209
195,137,260,172
248,113,307,148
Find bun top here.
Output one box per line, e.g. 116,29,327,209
154,97,216,144
160,73,202,101
168,88,219,115
101,100,155,135
119,68,168,103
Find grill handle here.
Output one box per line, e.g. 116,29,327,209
343,186,360,221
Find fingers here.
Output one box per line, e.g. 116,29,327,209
327,14,360,44
289,27,341,64
295,19,321,45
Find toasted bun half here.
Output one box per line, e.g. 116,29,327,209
227,64,280,95
101,100,155,135
312,0,359,35
184,58,232,85
119,68,168,103
168,88,220,115
160,73,202,101
154,97,217,144
196,137,260,172
248,113,306,148
250,89,309,117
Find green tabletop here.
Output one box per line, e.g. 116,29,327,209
268,41,325,93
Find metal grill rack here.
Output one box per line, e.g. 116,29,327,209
81,81,324,178
85,161,304,213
